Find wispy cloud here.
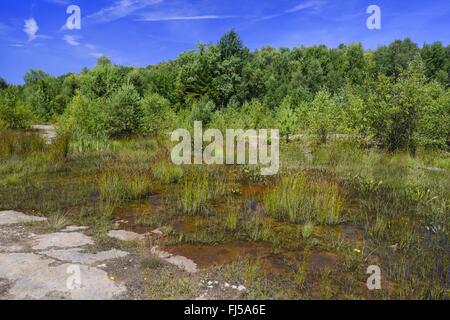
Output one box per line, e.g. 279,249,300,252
24,18,39,41
137,14,236,22
258,0,327,21
86,0,163,24
63,35,80,46
286,1,327,13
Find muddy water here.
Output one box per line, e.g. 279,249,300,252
164,241,298,273
111,168,358,275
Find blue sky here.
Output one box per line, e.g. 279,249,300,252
0,0,449,84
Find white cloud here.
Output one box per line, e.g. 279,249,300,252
137,15,235,22
286,1,326,13
63,35,80,46
257,1,327,21
24,18,39,41
87,0,163,23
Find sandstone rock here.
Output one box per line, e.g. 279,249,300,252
0,211,46,225
30,232,94,250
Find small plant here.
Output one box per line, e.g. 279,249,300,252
302,222,315,239
368,214,388,241
141,255,164,270
241,165,264,183
46,212,69,231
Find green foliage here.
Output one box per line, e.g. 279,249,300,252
276,96,297,141
140,92,175,135
0,87,33,129
107,83,142,137
189,99,215,125
153,161,183,184
308,89,337,144
59,94,108,142
0,77,7,91
366,57,427,152
241,99,272,129
6,33,450,153
0,131,46,159
263,173,342,225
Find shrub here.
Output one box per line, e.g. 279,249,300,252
140,93,175,135
58,94,108,143
0,87,33,129
366,57,428,152
107,83,142,137
308,89,338,144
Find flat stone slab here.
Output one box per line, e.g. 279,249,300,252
41,248,129,265
107,230,145,242
30,232,94,250
61,226,89,233
0,245,26,253
0,253,125,300
151,246,197,273
0,211,47,225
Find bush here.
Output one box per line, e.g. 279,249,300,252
366,57,427,152
58,94,108,143
107,84,142,137
140,93,175,136
0,87,34,129
308,89,338,144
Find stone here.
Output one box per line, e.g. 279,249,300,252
61,226,89,232
0,245,26,253
107,230,144,241
151,246,197,273
0,211,47,225
41,248,129,265
30,232,94,250
151,228,163,236
0,253,125,300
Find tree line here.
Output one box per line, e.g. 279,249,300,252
0,30,449,152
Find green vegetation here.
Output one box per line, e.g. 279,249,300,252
0,31,449,300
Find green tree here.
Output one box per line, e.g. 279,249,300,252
309,89,337,144
0,77,7,91
276,96,297,142
0,87,33,129
367,57,427,152
107,84,142,137
140,93,175,135
59,94,108,141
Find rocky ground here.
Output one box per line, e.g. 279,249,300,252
0,210,141,299
0,210,249,300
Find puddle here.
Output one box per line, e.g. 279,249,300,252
163,241,299,274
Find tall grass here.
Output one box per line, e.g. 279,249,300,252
153,161,183,184
98,166,151,204
264,172,342,225
178,170,210,215
0,131,46,159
